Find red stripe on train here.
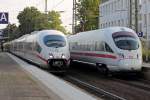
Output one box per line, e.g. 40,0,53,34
71,52,117,59
36,54,48,64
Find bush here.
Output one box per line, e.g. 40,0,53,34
142,48,150,62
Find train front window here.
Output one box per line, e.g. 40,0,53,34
43,35,66,47
112,31,139,50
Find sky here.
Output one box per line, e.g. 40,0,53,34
0,0,73,32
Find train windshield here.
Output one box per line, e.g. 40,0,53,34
43,35,66,47
112,31,139,50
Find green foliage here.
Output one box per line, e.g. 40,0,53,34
3,7,72,41
17,7,50,35
142,40,150,61
142,48,150,62
17,7,67,35
47,11,67,34
76,0,100,32
3,24,20,41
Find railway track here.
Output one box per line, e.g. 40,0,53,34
61,64,150,100
62,73,150,100
63,75,126,100
112,78,150,92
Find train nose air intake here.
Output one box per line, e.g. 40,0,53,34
48,59,67,68
52,61,63,67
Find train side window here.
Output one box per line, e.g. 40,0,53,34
95,42,105,51
105,43,113,53
35,42,42,53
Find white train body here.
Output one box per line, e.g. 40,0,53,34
68,27,142,72
7,30,70,71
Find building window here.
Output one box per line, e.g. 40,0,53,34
103,23,105,28
118,0,121,10
138,14,142,21
126,19,129,27
144,14,147,27
106,5,108,15
121,19,124,26
139,23,142,32
100,7,102,15
121,0,124,9
103,6,105,16
111,2,113,13
149,13,150,26
114,21,116,26
126,0,129,9
118,20,121,26
108,4,110,14
114,1,117,11
111,21,113,26
109,22,111,27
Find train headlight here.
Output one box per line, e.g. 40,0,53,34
49,53,53,59
61,54,66,59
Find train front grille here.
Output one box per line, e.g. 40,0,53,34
48,59,67,68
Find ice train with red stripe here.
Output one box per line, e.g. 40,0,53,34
68,27,142,73
4,30,70,72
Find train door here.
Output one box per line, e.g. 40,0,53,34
104,42,117,65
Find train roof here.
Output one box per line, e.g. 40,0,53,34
68,27,136,38
38,30,65,36
67,27,138,43
8,30,66,43
78,27,134,34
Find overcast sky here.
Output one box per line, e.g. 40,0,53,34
0,0,73,31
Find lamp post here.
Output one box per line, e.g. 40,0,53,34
7,22,10,41
45,0,48,14
144,0,149,62
72,0,77,34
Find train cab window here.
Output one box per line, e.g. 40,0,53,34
112,31,139,50
43,35,66,47
105,43,113,53
36,42,42,53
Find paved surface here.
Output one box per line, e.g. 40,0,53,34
0,52,97,100
143,62,150,68
9,53,97,100
3,51,150,100
0,52,55,100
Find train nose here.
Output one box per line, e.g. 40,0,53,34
118,59,142,71
48,52,70,67
49,53,62,59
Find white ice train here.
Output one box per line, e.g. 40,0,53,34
5,30,70,72
68,27,142,73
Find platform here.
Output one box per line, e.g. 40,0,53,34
143,62,150,68
0,52,59,100
0,52,97,100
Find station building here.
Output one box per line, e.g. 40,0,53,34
99,0,150,40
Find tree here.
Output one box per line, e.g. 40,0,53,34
76,0,100,32
47,11,67,34
17,7,50,35
17,7,67,35
3,24,20,41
